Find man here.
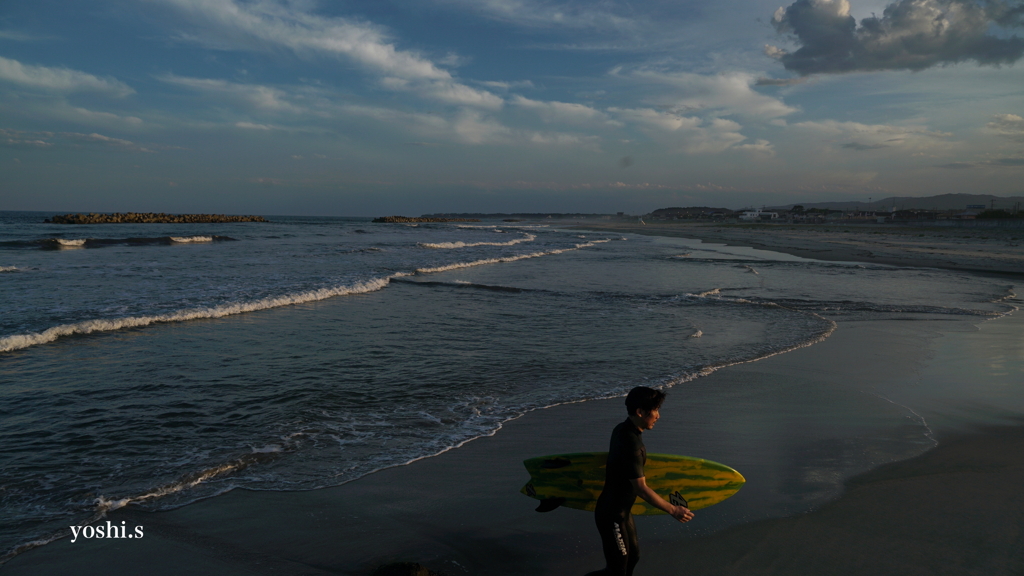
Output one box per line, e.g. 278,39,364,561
585,386,693,576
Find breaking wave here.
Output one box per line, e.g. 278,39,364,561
0,236,238,249
419,233,536,249
0,276,402,353
414,239,611,274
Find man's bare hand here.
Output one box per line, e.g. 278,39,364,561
670,506,694,523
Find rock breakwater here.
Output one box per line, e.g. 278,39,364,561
45,213,268,224
372,216,480,223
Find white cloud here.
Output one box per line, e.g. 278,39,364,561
154,0,502,109
511,95,610,125
618,70,798,119
0,128,151,152
609,107,749,153
0,56,134,96
433,0,641,31
158,74,307,113
987,113,1024,142
236,121,273,130
791,120,952,151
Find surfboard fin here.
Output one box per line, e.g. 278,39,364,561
535,497,566,512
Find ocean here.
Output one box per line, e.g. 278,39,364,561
0,211,1017,561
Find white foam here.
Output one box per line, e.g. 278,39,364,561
691,288,722,298
414,239,610,274
419,233,536,249
0,275,398,353
0,266,17,273
689,330,703,338
56,238,86,247
170,236,213,243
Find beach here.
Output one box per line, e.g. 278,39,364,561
573,221,1024,275
2,218,1021,575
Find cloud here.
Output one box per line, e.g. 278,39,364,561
158,74,307,113
0,128,152,152
609,107,751,153
511,95,610,125
236,121,273,130
154,0,501,109
793,120,951,150
734,139,777,155
768,0,1024,74
842,142,889,150
0,56,134,96
619,70,798,119
432,0,641,31
755,77,805,86
938,156,1024,167
987,113,1024,141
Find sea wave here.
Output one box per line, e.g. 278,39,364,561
0,266,18,273
419,233,536,249
0,275,402,353
414,239,611,274
0,236,238,250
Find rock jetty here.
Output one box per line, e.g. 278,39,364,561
45,212,268,224
372,216,480,223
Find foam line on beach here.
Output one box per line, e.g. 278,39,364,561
419,233,536,249
0,275,402,354
0,444,291,565
414,239,611,274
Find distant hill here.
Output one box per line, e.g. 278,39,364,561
768,193,1024,212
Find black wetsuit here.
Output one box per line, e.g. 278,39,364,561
586,419,646,576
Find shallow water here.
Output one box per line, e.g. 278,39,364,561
0,211,1016,560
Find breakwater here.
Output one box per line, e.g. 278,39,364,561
45,213,268,224
372,216,480,223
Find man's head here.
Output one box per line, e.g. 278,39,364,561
625,386,666,430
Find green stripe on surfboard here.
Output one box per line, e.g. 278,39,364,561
520,452,744,515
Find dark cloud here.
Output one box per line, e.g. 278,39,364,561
937,157,1024,168
988,156,1024,165
767,0,1024,74
843,142,889,150
754,77,807,85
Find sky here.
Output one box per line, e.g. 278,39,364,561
1,0,1022,215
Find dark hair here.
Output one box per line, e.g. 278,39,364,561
625,386,666,415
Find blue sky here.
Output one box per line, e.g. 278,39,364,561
1,0,1022,215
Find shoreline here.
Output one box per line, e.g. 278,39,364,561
6,311,1022,575
4,224,1022,575
572,221,1024,276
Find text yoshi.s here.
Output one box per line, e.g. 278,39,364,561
70,521,143,543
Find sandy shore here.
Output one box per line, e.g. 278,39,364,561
573,222,1024,276
5,225,1022,575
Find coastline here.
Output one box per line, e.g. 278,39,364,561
571,221,1024,276
4,225,1022,575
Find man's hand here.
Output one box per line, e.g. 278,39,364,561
670,505,694,523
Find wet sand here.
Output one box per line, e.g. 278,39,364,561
574,222,1024,276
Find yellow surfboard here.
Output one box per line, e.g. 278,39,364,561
521,452,745,515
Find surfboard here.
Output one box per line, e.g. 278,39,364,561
520,452,745,515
